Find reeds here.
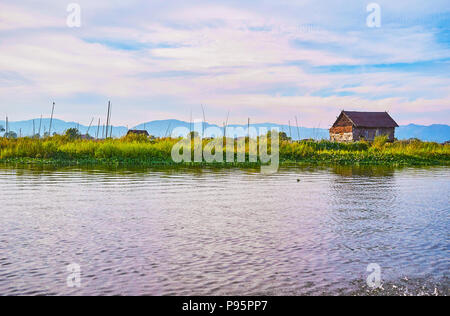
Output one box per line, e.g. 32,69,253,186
0,135,449,166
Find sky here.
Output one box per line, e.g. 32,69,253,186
0,0,449,128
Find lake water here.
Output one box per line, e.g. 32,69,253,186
0,164,448,296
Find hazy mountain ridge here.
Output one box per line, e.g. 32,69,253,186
0,119,449,142
396,124,450,143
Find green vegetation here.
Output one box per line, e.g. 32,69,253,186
64,127,82,140
279,136,449,165
0,133,449,167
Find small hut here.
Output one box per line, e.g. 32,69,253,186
330,111,398,142
127,130,149,136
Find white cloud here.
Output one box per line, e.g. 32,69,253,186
0,0,448,126
0,3,63,30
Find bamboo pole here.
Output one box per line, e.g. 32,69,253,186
86,117,94,136
295,115,300,140
224,110,230,137
189,109,192,134
96,118,100,139
109,104,112,137
105,101,110,138
201,105,206,137
38,115,42,137
225,110,230,127
49,102,55,136
288,120,292,139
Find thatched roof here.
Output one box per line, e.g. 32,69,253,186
339,111,399,128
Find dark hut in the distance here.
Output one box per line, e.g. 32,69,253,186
127,129,149,136
330,111,399,142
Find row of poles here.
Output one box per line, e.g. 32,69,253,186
4,111,47,138
4,102,305,140
188,106,302,140
3,101,114,139
81,100,114,139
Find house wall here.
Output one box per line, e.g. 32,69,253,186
353,127,395,141
330,125,353,142
330,131,353,142
330,126,395,142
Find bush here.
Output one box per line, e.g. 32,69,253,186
65,128,81,140
372,135,388,150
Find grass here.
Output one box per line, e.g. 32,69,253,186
0,134,449,167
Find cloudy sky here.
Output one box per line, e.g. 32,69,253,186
0,0,449,127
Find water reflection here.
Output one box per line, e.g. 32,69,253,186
327,165,399,287
331,165,397,177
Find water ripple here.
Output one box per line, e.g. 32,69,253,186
0,165,448,295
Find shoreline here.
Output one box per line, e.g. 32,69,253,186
1,136,449,168
1,157,449,168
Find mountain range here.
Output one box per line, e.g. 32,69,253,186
0,118,449,143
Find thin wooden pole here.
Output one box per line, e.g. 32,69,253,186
189,109,192,134
109,104,112,138
96,118,100,139
225,110,230,127
49,102,55,136
86,117,94,135
288,120,292,139
224,110,230,137
201,105,206,137
105,101,110,138
295,116,300,140
38,115,42,136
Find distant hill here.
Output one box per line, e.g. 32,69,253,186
131,120,330,139
0,118,448,142
396,124,450,143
